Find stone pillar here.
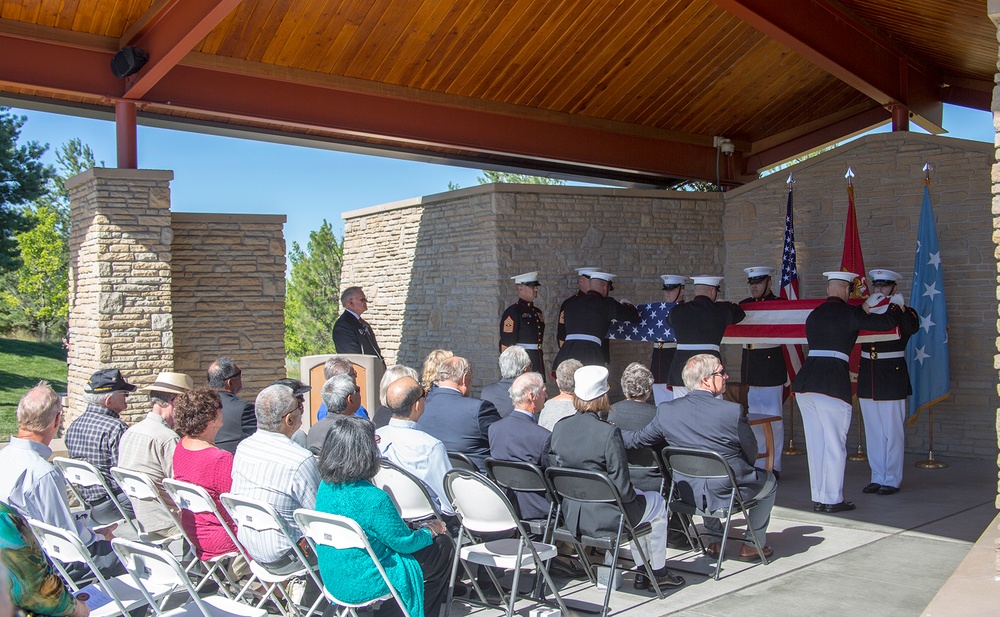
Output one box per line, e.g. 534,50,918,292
988,0,1000,577
65,168,175,425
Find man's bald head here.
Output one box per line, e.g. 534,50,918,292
387,377,424,420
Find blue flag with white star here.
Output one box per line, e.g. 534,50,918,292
607,302,678,341
906,183,950,422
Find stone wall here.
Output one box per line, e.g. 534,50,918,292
342,186,725,392
65,171,287,424
65,169,175,425
726,132,996,459
171,213,287,402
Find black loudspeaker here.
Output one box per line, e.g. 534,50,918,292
110,47,149,79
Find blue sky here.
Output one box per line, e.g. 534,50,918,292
8,103,994,254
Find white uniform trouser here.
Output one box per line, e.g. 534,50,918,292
747,385,784,472
651,384,675,406
624,489,667,571
796,393,852,505
859,397,906,488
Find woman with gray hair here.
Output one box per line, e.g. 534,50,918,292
373,365,420,429
314,417,454,617
538,359,583,431
608,362,660,493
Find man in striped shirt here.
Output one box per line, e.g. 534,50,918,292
231,384,320,572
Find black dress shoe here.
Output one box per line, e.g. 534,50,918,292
877,485,900,495
824,501,856,513
633,573,650,590
862,483,882,494
653,569,685,588
813,502,824,512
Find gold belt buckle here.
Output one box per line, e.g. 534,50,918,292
869,351,878,360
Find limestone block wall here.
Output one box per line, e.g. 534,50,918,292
726,132,996,459
65,169,175,425
342,186,725,392
171,213,287,402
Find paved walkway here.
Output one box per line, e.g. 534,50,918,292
451,450,997,617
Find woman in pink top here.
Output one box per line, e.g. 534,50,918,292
171,388,239,560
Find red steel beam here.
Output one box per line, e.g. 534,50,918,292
0,31,723,184
743,106,892,174
121,0,243,100
713,0,943,129
115,101,138,168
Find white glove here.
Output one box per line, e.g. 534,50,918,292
890,293,904,307
618,297,633,306
863,292,885,309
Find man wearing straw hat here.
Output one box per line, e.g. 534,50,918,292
499,271,546,376
118,371,194,540
792,271,902,513
857,268,919,497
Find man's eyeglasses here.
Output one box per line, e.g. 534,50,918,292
418,387,427,400
710,369,728,378
284,400,304,418
225,369,242,381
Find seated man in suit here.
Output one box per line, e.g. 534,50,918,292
621,354,777,562
208,356,256,454
376,376,456,517
480,345,531,419
306,374,361,455
417,356,501,470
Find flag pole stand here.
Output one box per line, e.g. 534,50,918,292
915,405,948,469
847,401,868,461
782,394,804,456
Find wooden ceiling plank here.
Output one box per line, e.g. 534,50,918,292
211,0,262,57
270,0,344,67
382,0,463,85
420,0,516,92
342,0,422,79
256,0,313,64
243,0,297,62
309,0,379,73
369,0,439,83
445,0,536,96
326,0,393,75
712,0,943,129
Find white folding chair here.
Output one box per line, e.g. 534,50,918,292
220,493,325,617
162,477,258,599
53,456,141,535
112,538,267,617
27,518,168,617
292,508,407,617
372,460,489,602
443,469,568,617
110,466,186,546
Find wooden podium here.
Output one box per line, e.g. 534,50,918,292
299,354,384,427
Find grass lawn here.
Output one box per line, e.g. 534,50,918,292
0,337,67,441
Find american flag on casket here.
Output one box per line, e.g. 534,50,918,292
607,299,899,344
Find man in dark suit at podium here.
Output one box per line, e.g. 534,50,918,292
332,286,385,368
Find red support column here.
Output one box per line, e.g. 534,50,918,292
115,101,138,168
890,102,909,132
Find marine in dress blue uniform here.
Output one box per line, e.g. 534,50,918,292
552,271,640,371
791,270,903,513
857,268,920,495
651,274,685,406
738,266,788,473
666,275,746,396
500,271,546,377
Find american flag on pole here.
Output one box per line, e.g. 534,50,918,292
779,180,804,396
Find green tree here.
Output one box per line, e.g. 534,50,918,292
0,108,53,271
0,139,96,340
0,205,68,339
285,220,343,359
477,170,565,185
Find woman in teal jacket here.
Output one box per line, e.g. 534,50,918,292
314,416,454,617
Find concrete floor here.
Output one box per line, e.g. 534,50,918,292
450,450,997,617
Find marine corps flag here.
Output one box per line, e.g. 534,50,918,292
840,168,868,394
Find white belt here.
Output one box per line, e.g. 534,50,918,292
677,343,720,351
744,343,780,350
565,334,602,345
656,342,677,349
808,350,850,362
518,343,540,350
866,350,904,360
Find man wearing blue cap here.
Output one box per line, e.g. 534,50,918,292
66,368,137,524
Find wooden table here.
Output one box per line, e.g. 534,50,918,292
748,413,782,472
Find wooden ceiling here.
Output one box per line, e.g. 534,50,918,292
0,0,994,186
